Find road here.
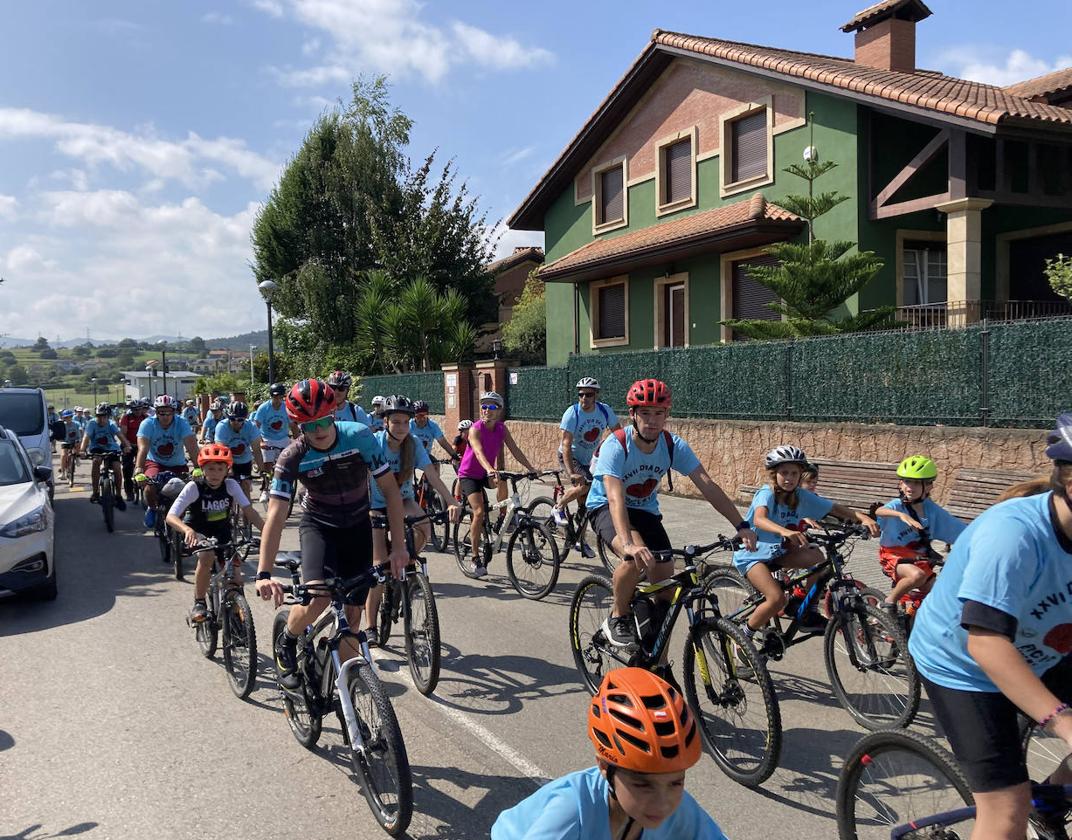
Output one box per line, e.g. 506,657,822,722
1,464,938,840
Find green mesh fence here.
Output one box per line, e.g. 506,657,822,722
357,372,444,414
986,318,1072,427
506,366,571,420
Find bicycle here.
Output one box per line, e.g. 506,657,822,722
568,537,782,787
139,471,186,577
89,452,122,533
183,536,258,699
372,510,450,695
271,555,412,837
836,727,1072,839
452,470,562,599
413,457,452,552
525,470,610,571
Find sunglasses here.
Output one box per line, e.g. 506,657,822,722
156,410,174,417
578,391,598,398
480,403,500,411
329,385,349,392
300,415,335,433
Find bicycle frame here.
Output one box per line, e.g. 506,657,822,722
891,784,1072,838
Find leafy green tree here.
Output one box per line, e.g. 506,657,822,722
195,371,244,396
117,338,138,349
32,336,49,352
71,345,91,358
39,348,58,360
7,364,28,384
96,347,118,358
1045,254,1072,301
721,157,888,339
502,273,546,365
188,336,206,355
116,351,136,369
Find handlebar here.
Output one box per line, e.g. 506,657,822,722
370,509,452,528
645,535,741,565
805,522,873,544
276,562,392,605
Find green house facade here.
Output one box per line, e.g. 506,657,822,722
508,0,1072,365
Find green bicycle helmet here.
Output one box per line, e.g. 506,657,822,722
897,455,938,481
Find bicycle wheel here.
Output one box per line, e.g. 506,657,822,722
67,459,76,488
156,518,171,565
568,575,616,694
836,728,974,839
101,480,115,533
343,661,413,837
702,567,759,623
377,581,397,649
682,617,782,787
196,606,219,659
222,590,257,699
1021,716,1068,784
272,611,321,748
825,582,885,619
172,531,185,581
595,531,622,574
505,521,561,600
452,509,490,578
526,495,555,529
403,573,441,696
423,490,447,553
824,602,920,730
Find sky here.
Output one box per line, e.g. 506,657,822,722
1,0,1070,344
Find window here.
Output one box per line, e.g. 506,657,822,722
720,100,773,196
731,255,779,341
903,243,948,305
656,129,697,214
592,158,627,232
654,273,689,348
590,276,629,347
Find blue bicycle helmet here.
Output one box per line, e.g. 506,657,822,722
1046,412,1072,463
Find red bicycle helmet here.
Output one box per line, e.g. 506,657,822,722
198,443,233,467
626,378,671,408
285,379,335,424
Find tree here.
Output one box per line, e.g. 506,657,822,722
71,345,91,358
721,156,888,339
1045,254,1072,301
96,347,118,358
502,273,546,365
117,338,138,349
39,348,58,360
195,371,244,396
116,351,136,369
188,336,206,355
32,336,50,352
8,364,29,384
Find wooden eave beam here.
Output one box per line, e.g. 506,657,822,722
873,128,950,210
871,192,951,220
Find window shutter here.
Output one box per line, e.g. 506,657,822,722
732,256,779,339
731,110,767,183
664,139,691,205
600,167,624,225
598,283,626,339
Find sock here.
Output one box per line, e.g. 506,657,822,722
282,626,298,643
743,625,755,639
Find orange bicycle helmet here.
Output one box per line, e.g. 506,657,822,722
588,668,700,774
198,443,233,467
626,378,671,409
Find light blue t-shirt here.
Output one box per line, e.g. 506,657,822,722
137,416,194,466
369,430,431,509
368,413,384,432
559,402,615,466
409,418,444,454
586,427,701,516
212,418,260,464
202,414,221,443
253,400,291,443
910,493,1072,692
732,486,835,568
63,421,81,445
83,419,122,452
878,497,966,549
491,766,728,840
335,401,371,427
182,406,200,427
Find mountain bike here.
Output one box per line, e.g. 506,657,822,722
525,469,608,569
704,523,918,731
183,536,258,699
139,471,186,577
413,458,451,552
568,536,781,787
836,727,1072,839
89,451,122,533
452,470,562,600
272,555,412,837
372,509,450,695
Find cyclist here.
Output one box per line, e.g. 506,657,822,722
409,400,456,473
212,401,263,501
80,402,131,509
800,461,819,494
166,443,266,624
181,399,201,432
368,394,386,431
252,379,409,690
873,455,965,614
363,395,459,646
907,413,1072,839
456,391,537,579
554,377,620,532
327,370,371,426
134,394,199,528
200,399,224,443
492,667,728,839
118,400,145,502
733,446,877,638
253,383,295,502
589,379,756,648
58,410,79,480
454,419,472,460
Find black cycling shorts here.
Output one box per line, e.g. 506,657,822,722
557,450,593,484
458,476,493,499
231,461,254,481
298,515,374,606
590,505,672,555
922,656,1072,792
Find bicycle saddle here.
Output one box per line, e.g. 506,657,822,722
275,551,302,571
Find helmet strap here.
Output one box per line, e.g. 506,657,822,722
631,419,657,444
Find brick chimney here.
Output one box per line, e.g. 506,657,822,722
840,0,932,74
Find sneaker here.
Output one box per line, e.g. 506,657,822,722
274,633,300,690
365,627,379,648
731,639,755,681
601,615,638,648
472,564,488,579
89,494,99,504
115,497,127,512
1028,807,1068,836
797,610,828,634
578,542,597,560
881,602,900,620
143,508,156,529
189,600,208,623
259,491,268,504
552,507,569,527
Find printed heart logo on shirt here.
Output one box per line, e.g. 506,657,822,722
270,420,284,431
232,443,246,456
583,428,600,443
157,442,175,458
626,478,658,498
95,435,107,445
1044,623,1072,655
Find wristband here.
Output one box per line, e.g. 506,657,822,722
735,520,751,532
1040,703,1071,731
256,571,272,581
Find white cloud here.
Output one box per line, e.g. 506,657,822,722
939,47,1072,87
249,0,285,17
3,244,54,273
451,22,553,71
0,108,279,190
499,146,535,167
201,11,234,25
0,195,17,221
488,222,543,261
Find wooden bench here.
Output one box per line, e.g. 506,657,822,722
737,459,900,511
945,468,1044,522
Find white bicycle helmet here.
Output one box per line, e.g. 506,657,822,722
161,476,187,499
764,445,808,469
371,395,386,407
480,391,503,407
154,394,175,409
576,376,601,391
457,419,473,431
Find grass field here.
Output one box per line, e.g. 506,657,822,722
43,387,130,411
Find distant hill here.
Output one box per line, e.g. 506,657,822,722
203,329,269,350
0,329,268,351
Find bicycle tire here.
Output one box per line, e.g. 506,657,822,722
343,661,413,837
595,530,622,574
222,591,257,699
526,495,555,528
101,480,115,533
196,608,219,659
423,489,447,553
836,728,974,840
1021,716,1068,785
701,567,759,623
568,575,616,694
505,521,561,600
157,518,171,565
67,459,76,488
824,582,884,620
682,617,782,787
403,573,441,696
172,530,185,581
272,611,321,748
378,581,397,649
824,602,920,730
452,509,489,578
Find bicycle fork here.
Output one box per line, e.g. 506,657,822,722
333,644,374,752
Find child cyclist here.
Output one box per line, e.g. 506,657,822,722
492,667,729,839
732,446,878,637
362,395,459,646
909,414,1072,839
587,378,756,648
873,455,965,615
166,444,266,624
453,419,472,460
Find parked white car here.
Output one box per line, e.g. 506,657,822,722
0,426,55,600
0,387,55,501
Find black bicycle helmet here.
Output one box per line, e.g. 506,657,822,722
1046,412,1072,463
412,399,429,414
327,370,352,389
95,402,110,415
382,394,415,417
226,401,249,420
269,382,286,397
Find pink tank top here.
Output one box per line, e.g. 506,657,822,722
458,419,506,479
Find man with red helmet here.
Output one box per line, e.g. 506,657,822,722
252,378,409,689
585,378,757,648
492,667,728,838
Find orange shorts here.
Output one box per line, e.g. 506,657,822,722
879,546,935,581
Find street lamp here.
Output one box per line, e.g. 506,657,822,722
249,344,257,388
158,341,168,399
145,364,154,402
258,280,278,384
91,377,97,407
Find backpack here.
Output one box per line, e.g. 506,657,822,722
571,400,612,429
597,427,676,493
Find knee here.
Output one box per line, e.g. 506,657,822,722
766,590,787,610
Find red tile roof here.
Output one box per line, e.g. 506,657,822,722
1004,67,1072,101
485,246,544,275
539,195,800,281
840,0,932,33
